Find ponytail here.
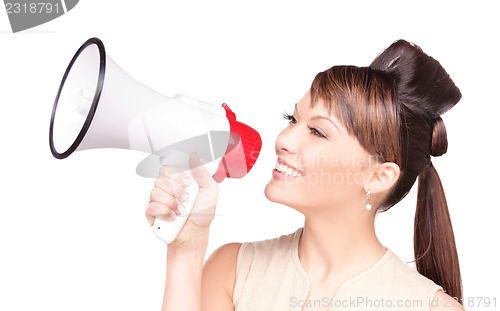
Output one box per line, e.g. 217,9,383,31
415,161,462,301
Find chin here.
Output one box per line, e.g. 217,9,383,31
264,181,280,203
264,179,305,211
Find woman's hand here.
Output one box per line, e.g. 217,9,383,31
145,153,219,249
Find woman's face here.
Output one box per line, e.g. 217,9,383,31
264,90,377,214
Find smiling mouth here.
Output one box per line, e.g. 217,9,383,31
274,160,304,178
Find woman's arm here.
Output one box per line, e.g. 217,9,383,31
201,243,242,311
161,241,241,311
161,232,210,311
146,154,223,311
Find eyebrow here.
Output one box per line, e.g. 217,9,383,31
311,115,341,133
294,103,341,133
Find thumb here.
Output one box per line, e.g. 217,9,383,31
188,152,215,189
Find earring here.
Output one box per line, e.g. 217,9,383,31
365,190,372,211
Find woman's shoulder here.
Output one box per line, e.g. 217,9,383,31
203,228,302,307
387,251,465,310
202,242,242,302
335,249,449,310
204,227,302,276
241,227,302,252
430,290,466,311
205,227,303,280
385,249,443,288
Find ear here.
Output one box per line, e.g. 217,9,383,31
364,162,400,195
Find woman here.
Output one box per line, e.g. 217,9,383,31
145,40,465,311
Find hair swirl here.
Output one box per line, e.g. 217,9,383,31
431,117,448,157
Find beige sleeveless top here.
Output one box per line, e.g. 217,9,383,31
233,227,443,311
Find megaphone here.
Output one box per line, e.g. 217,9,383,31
49,37,261,244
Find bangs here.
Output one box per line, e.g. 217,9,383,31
310,66,400,164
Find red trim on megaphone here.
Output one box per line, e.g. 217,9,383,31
212,103,262,183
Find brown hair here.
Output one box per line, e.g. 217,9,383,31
310,40,462,300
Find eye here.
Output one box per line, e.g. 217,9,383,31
308,126,326,138
283,112,297,124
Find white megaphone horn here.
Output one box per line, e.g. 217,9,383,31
49,37,262,244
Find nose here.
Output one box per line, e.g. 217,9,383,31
275,126,299,155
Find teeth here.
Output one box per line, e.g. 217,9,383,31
275,160,303,178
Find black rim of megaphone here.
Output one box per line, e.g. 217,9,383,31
49,37,106,159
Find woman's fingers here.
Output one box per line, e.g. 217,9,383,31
146,165,192,226
188,152,215,190
158,165,191,187
145,202,178,225
185,153,218,227
154,176,190,205
149,187,181,214
146,160,219,247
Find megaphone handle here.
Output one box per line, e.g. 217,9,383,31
151,170,198,244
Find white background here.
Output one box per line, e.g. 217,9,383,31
1,1,499,310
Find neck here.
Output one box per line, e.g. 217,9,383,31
298,206,386,282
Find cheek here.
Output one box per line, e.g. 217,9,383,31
307,153,367,189
301,156,362,203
